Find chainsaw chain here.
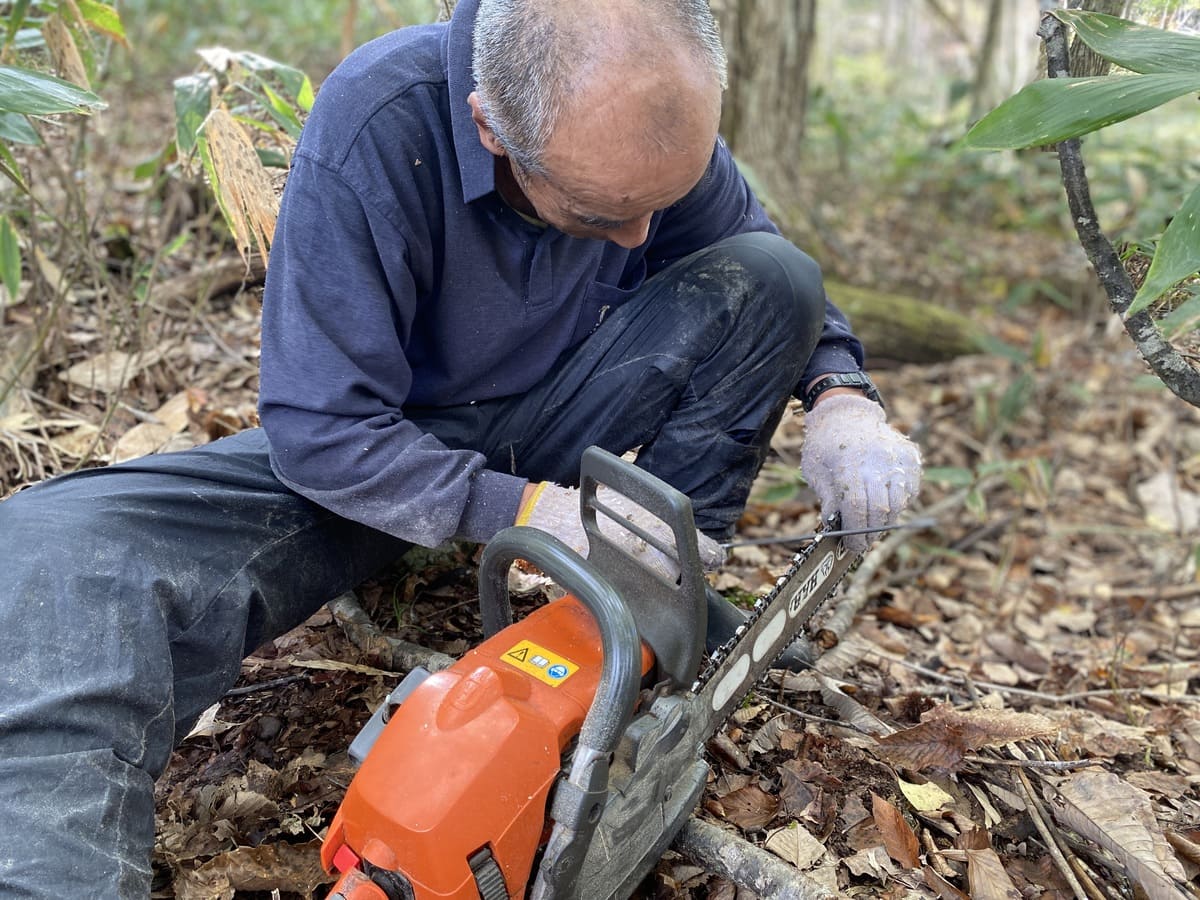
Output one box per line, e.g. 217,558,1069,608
691,532,857,695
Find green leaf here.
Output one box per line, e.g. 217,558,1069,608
961,73,1200,150
1129,183,1200,316
0,110,40,144
0,214,22,304
197,47,314,111
1159,289,1200,339
75,0,126,46
0,64,106,115
3,0,32,51
255,80,303,138
923,467,975,487
173,72,214,158
0,141,25,188
1052,10,1200,75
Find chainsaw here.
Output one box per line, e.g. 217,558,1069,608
321,446,859,900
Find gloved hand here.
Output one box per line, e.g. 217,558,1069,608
517,482,726,581
800,393,922,552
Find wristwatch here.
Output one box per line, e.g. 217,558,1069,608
801,371,884,412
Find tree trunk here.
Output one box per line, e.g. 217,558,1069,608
825,281,985,365
968,0,1004,123
713,0,817,205
1068,0,1124,76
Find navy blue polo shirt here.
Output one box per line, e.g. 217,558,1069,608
258,0,864,547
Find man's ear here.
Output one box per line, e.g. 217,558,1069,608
467,91,506,158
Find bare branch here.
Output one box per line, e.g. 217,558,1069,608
1038,14,1200,408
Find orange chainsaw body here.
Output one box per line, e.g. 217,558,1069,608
322,595,653,898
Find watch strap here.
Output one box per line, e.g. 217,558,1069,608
801,371,884,412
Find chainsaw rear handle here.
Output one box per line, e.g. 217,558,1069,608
478,526,641,757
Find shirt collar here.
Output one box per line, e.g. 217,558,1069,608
446,0,496,204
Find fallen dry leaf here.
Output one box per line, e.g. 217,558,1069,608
898,777,955,812
871,792,920,869
173,839,331,899
875,705,1053,772
965,847,1021,900
59,346,165,393
1051,770,1189,900
714,784,779,832
762,821,827,869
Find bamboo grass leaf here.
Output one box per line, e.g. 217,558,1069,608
1052,9,1200,74
962,73,1200,150
0,64,105,115
1129,183,1200,317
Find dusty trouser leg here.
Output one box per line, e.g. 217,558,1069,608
0,429,409,897
433,231,827,539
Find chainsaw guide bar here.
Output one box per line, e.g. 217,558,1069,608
692,516,858,726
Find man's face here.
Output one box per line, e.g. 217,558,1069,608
506,135,713,249
471,59,723,250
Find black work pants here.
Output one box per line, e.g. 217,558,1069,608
0,231,825,896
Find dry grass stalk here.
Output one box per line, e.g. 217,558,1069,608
203,106,279,267
42,13,89,90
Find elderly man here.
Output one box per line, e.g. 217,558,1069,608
0,0,920,894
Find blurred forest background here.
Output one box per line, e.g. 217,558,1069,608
3,1,1200,898
2,0,1198,487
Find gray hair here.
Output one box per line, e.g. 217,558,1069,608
472,0,727,176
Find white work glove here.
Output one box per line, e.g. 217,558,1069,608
800,394,922,553
518,482,726,581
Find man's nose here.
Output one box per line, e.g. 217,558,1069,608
609,214,652,250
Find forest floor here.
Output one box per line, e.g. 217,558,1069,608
2,93,1199,900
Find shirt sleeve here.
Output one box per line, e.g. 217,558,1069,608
648,138,865,385
258,154,526,546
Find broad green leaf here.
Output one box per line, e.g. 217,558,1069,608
0,110,40,144
0,65,105,115
173,72,214,158
1129,183,1200,317
1052,10,1200,75
962,73,1200,150
0,214,21,303
75,0,126,46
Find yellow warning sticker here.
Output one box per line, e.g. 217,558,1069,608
502,640,579,687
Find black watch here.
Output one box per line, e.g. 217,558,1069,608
801,371,884,412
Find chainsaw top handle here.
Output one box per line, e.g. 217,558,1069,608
478,526,641,758
578,446,708,687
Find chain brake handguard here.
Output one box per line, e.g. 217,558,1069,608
577,447,708,688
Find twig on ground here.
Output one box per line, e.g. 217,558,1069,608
223,673,307,698
672,817,837,900
872,651,1200,705
962,755,1104,771
753,692,877,735
328,592,456,672
1013,764,1093,900
921,828,959,881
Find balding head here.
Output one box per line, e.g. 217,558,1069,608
472,0,727,176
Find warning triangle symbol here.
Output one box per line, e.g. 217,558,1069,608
507,647,529,662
